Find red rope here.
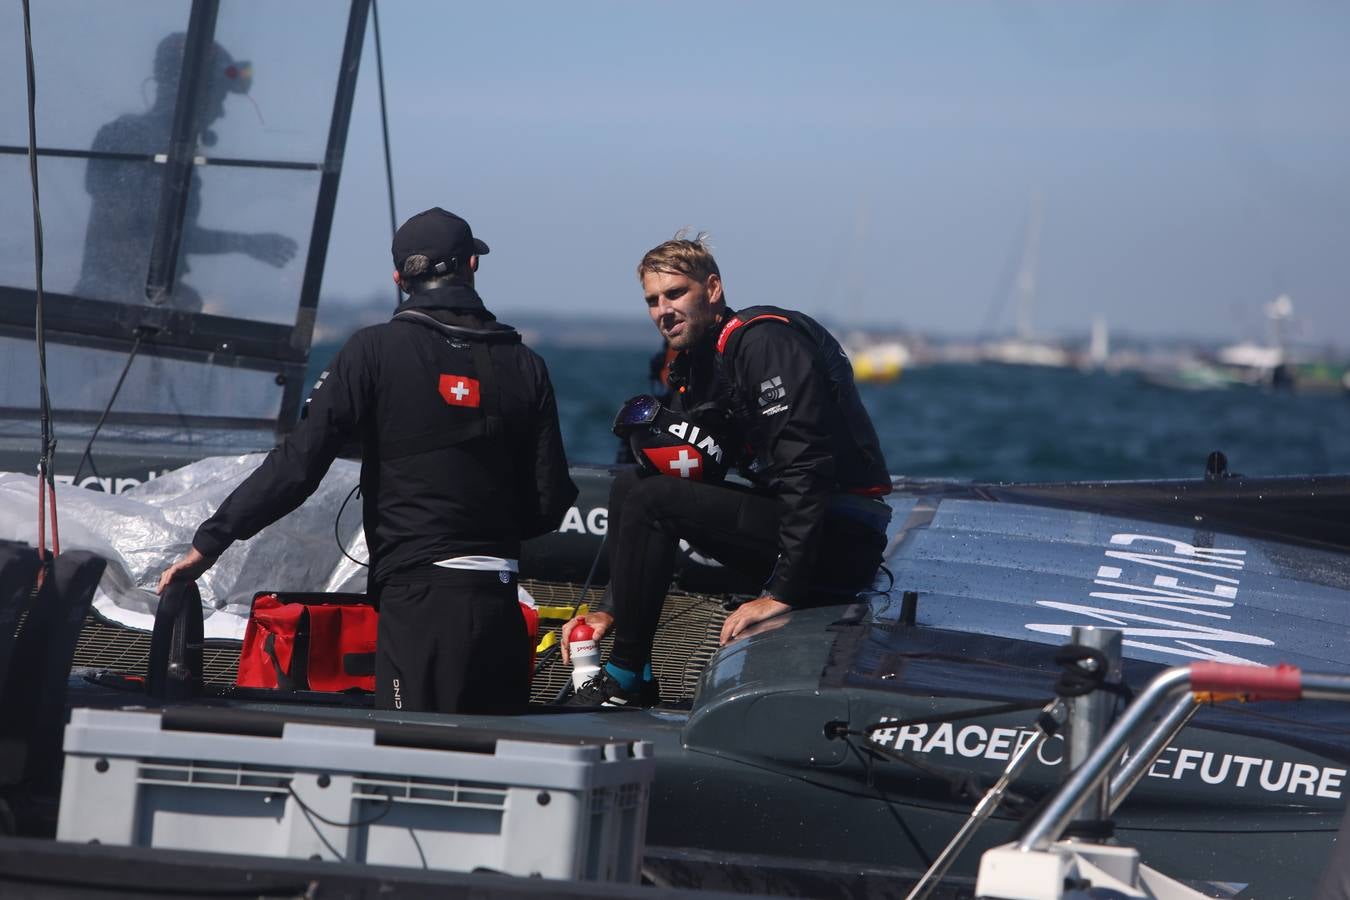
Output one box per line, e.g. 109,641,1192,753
36,465,46,557
47,476,60,556
33,464,59,590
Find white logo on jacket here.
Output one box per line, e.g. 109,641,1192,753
758,376,785,406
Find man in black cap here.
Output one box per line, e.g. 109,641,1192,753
159,208,578,714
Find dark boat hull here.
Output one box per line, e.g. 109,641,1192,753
4,466,1350,898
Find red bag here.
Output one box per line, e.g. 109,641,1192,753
236,592,377,693
236,590,540,693
519,599,540,681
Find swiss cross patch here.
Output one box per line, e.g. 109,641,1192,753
642,445,704,480
438,374,481,407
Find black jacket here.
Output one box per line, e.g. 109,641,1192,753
672,305,891,605
193,284,578,586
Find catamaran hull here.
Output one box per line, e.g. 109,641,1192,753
2,466,1349,898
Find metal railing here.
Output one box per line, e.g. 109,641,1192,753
1018,661,1350,852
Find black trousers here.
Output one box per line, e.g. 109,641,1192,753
375,568,530,714
605,468,890,673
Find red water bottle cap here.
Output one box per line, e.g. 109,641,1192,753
571,621,594,642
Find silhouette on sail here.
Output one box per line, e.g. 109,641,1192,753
74,32,296,313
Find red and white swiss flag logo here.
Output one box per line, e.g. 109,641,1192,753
438,374,481,407
642,445,704,480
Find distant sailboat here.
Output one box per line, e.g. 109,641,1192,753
981,193,1073,368
1085,314,1110,370
835,204,912,383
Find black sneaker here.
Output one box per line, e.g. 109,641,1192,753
565,669,661,708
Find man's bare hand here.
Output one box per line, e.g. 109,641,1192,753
156,547,217,595
244,232,299,267
719,595,791,646
560,611,614,664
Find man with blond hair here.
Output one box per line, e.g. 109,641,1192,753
562,233,892,707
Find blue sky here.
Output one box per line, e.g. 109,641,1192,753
4,2,1345,346
315,1,1350,345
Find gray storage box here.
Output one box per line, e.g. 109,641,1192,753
57,708,653,881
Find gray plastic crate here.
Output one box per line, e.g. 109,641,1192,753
57,708,653,881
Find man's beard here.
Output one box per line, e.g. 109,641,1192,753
663,311,716,351
664,326,691,350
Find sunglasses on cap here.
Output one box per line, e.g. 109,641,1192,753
221,60,252,93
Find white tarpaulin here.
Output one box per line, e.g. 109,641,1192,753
0,455,368,640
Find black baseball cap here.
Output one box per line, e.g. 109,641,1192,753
391,208,490,273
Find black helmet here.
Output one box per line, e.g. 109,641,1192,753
613,394,728,483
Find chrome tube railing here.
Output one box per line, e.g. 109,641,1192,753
1017,666,1193,852
1300,672,1350,700
1107,693,1199,816
1020,660,1350,852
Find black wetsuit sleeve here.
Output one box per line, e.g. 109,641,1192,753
729,322,835,606
517,354,578,538
192,335,372,558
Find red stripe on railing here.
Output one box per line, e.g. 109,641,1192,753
1190,662,1303,701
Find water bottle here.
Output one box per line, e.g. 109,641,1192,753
569,621,601,691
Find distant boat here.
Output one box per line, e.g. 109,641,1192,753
1139,359,1253,392
1141,294,1349,394
979,192,1074,369
845,335,910,383
1215,340,1284,376
981,337,1073,369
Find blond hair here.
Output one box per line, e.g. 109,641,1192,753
637,229,721,284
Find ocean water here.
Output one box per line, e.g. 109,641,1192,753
310,343,1350,482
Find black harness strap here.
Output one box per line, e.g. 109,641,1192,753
470,340,504,438
391,309,522,345
380,420,488,460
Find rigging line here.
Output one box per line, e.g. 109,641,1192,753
876,563,895,593
568,533,607,622
370,0,401,310
545,534,608,695
975,206,1030,341
283,782,394,866
407,826,428,870
904,700,1063,900
841,735,933,869
291,800,347,863
286,782,394,830
73,329,149,485
851,732,1036,815
334,482,368,568
854,698,1051,737
23,0,60,561
80,444,103,485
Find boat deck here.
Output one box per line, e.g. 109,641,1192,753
69,578,736,707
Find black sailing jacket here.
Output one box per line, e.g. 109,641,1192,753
193,283,578,587
671,305,891,606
